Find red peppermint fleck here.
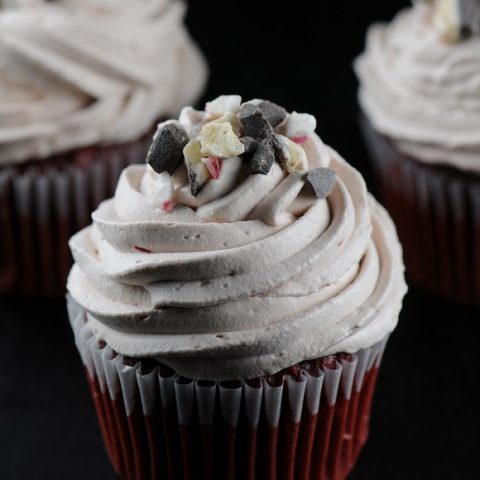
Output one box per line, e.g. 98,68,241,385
291,135,309,144
337,239,344,247
162,200,176,213
203,157,222,179
134,246,152,253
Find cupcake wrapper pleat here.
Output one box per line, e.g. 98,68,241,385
68,298,388,480
360,113,480,306
0,134,152,297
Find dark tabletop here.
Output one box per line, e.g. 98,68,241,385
2,1,480,479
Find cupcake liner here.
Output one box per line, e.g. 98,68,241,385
360,113,480,306
68,298,388,480
0,132,152,297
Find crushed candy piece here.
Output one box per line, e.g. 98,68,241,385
459,0,480,36
292,136,309,144
239,103,274,141
147,121,189,175
200,121,245,158
433,0,463,41
306,168,336,199
206,95,242,118
202,157,223,179
179,106,205,127
250,138,275,175
259,100,287,127
272,135,308,173
162,200,176,212
285,112,317,140
243,98,263,107
179,106,206,136
210,112,242,137
432,0,480,41
184,139,210,196
240,136,260,155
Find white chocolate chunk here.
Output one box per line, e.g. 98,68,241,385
433,0,462,42
199,122,245,158
276,135,309,173
183,138,203,164
205,95,242,118
183,139,210,195
209,112,242,136
285,112,317,139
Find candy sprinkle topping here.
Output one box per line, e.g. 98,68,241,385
144,95,336,203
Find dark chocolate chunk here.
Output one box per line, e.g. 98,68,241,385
146,121,189,174
459,0,480,37
306,168,336,199
238,103,273,141
188,166,205,197
271,134,289,169
240,136,260,154
259,100,287,128
250,138,275,175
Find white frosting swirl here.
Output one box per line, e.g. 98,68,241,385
68,129,407,380
355,4,480,173
0,0,207,164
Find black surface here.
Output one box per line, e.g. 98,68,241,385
2,1,480,479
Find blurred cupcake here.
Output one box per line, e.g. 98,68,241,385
355,0,480,305
67,95,406,480
0,0,207,297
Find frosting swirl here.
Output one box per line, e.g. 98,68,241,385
68,97,406,380
355,3,480,173
0,0,207,164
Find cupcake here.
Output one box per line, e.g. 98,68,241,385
67,95,407,479
355,0,480,305
0,0,207,297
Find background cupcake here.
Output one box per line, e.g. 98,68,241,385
67,96,407,479
355,0,480,306
0,0,207,297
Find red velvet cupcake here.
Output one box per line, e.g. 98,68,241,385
0,0,207,297
356,1,480,306
67,96,406,479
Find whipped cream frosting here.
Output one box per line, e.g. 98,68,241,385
355,3,480,173
68,97,407,380
0,0,207,165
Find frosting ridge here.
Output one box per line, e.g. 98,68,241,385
0,0,207,164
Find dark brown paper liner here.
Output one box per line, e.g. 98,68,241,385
68,300,388,480
0,132,152,297
360,113,480,306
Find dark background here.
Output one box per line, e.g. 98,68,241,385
2,0,480,479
